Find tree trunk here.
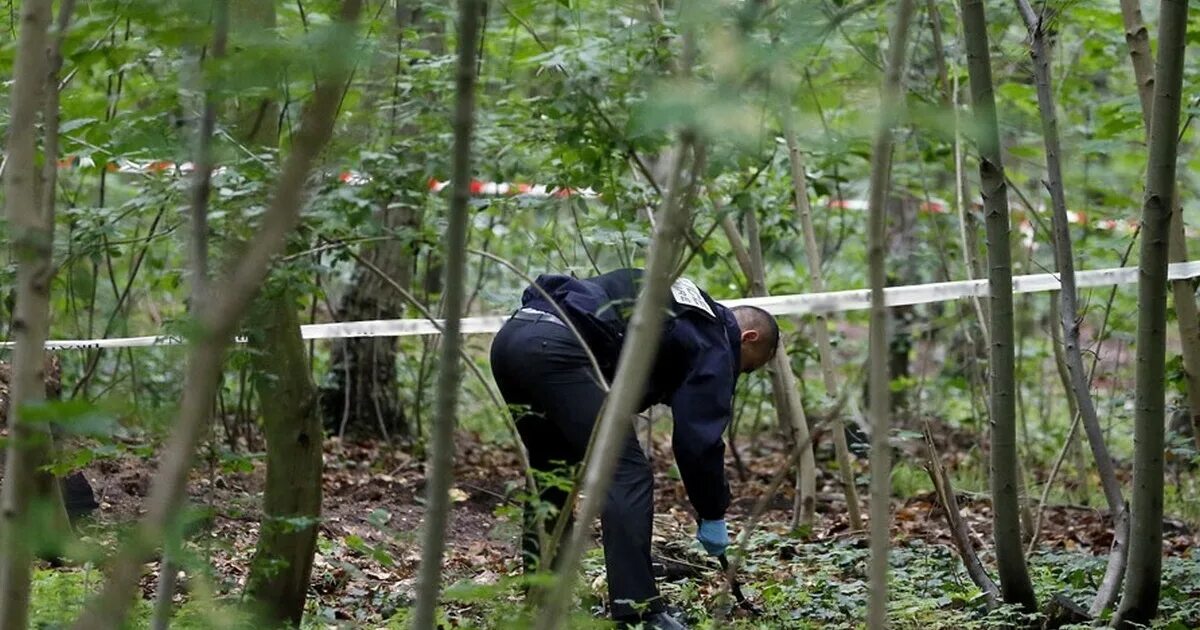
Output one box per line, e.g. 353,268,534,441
1116,1,1189,626
1119,0,1200,453
1167,210,1200,452
865,0,916,626
886,198,919,419
1120,0,1155,121
322,0,437,440
409,0,481,626
1015,1,1130,615
784,122,863,532
928,0,989,341
33,0,78,542
231,0,327,625
69,5,363,628
922,421,1000,608
1047,297,1088,507
0,1,75,626
959,0,1038,613
245,289,324,626
718,214,818,529
230,0,281,147
742,205,816,528
322,203,417,440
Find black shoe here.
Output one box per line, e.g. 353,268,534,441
644,611,689,630
661,605,692,622
617,610,689,630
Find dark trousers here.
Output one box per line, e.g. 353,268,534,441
490,316,661,620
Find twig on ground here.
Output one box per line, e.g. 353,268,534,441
921,420,1000,608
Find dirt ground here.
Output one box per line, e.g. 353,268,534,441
70,424,1200,623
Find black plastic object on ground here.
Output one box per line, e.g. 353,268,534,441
61,470,98,521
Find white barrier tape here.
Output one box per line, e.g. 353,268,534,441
300,316,511,339
6,260,1200,350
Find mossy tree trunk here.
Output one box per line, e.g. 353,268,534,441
233,0,326,625
245,288,324,626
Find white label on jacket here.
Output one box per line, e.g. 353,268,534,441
671,277,715,318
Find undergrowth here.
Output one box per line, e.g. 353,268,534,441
29,533,1198,629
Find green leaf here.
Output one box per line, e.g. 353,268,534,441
367,508,392,528
18,399,117,437
59,118,99,134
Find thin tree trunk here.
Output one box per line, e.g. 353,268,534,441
959,0,1038,613
1115,1,1189,626
347,250,536,486
152,5,229,627
718,215,817,528
1015,0,1130,615
1166,206,1200,452
533,133,698,630
1120,0,1200,453
866,1,916,626
1045,295,1088,506
150,557,177,630
745,197,817,530
1048,298,1080,442
0,1,75,626
34,0,77,550
1120,0,1155,121
928,0,989,340
784,121,863,531
69,5,363,628
186,0,227,306
409,0,481,626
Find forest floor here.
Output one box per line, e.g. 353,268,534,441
28,424,1200,629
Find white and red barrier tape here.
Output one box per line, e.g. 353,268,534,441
44,156,1140,232
0,154,1167,350
5,260,1199,350
46,155,600,199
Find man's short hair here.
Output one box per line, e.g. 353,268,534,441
732,305,780,359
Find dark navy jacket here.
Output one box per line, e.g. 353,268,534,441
522,268,739,520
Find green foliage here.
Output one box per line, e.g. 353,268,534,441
890,460,933,499
3,0,1200,626
28,568,258,629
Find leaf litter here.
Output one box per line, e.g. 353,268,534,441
43,428,1200,628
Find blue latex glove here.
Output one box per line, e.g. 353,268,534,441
696,519,729,556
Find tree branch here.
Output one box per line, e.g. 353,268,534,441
68,3,365,627
922,420,1000,608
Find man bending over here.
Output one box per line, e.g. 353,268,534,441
490,268,778,629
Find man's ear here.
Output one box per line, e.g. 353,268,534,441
741,330,760,343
